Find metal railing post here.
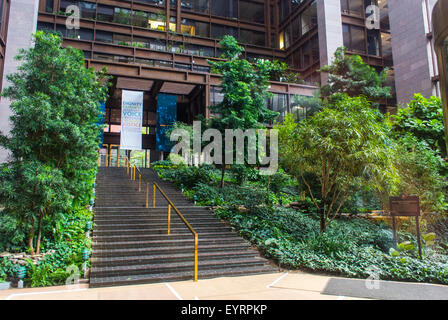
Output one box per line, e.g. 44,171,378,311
194,234,198,282
167,204,171,235
153,183,156,208
139,174,141,192
146,182,149,208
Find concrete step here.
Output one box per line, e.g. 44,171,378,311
93,232,241,242
89,265,277,288
90,257,267,278
91,242,254,258
92,237,249,250
90,250,259,267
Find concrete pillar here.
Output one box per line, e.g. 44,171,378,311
389,0,438,105
316,0,344,84
0,0,39,162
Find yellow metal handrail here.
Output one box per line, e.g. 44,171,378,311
123,155,198,282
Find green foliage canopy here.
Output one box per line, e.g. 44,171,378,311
320,47,391,105
0,31,109,254
276,95,395,232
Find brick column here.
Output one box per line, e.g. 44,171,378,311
0,0,39,162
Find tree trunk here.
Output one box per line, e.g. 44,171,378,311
27,228,35,256
35,211,44,255
220,165,226,188
320,213,326,233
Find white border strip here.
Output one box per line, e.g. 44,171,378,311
4,288,87,300
266,272,289,288
165,282,183,300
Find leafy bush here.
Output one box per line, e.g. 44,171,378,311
268,171,292,194
161,165,212,189
214,206,448,284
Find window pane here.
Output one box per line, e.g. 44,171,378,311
97,5,114,22
212,24,238,39
239,29,265,46
349,0,363,15
181,0,210,13
239,1,264,24
80,2,96,19
181,19,209,37
114,8,132,25
342,24,350,48
211,0,237,19
367,29,380,55
132,11,149,28
351,25,365,53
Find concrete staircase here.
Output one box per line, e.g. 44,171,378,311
90,167,277,288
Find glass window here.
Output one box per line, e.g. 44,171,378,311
97,5,114,22
132,11,149,28
56,25,93,40
279,0,290,22
212,24,238,39
133,37,150,48
181,19,210,37
211,0,237,19
114,8,132,25
148,12,167,31
80,2,96,19
343,24,366,54
113,33,132,46
351,25,366,53
181,0,209,13
268,94,288,122
350,0,363,15
301,2,317,36
367,29,380,56
186,44,214,56
45,0,54,13
95,30,113,43
37,22,54,31
135,0,166,7
343,24,350,48
210,86,224,106
292,15,300,42
150,39,166,51
59,0,76,11
239,1,264,24
239,29,265,46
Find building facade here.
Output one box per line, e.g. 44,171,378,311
0,0,442,162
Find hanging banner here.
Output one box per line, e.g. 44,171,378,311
156,94,177,152
120,90,144,151
97,102,105,148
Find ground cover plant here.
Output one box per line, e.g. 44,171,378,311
153,160,448,284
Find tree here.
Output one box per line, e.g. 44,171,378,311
319,47,391,105
393,136,447,214
276,95,394,232
208,36,279,187
0,31,109,254
391,94,446,158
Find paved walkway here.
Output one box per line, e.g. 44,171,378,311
1,271,447,300
0,272,363,300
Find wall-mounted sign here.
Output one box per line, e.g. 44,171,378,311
120,90,143,151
